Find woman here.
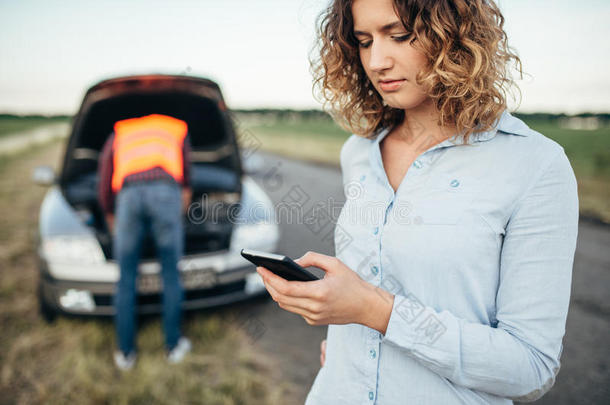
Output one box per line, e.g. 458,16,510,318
256,0,579,403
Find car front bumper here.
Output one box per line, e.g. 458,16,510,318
39,263,267,316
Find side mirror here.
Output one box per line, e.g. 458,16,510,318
32,165,56,186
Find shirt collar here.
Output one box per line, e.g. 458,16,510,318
371,110,529,151
368,110,529,185
469,110,530,142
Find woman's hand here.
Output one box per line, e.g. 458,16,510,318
320,339,327,367
256,251,394,334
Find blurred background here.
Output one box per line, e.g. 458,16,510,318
0,0,608,404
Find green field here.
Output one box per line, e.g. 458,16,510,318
238,118,351,165
0,115,69,138
241,115,610,223
524,121,610,222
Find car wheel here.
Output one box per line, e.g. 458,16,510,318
38,279,57,323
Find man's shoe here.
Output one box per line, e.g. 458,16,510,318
114,350,136,371
167,337,192,364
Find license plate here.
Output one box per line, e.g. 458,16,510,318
137,269,217,293
182,268,217,289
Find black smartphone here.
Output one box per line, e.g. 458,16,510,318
240,249,320,282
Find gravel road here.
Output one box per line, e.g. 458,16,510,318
0,123,68,155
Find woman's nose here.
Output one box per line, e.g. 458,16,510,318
368,41,393,72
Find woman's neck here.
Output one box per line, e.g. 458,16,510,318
391,99,456,153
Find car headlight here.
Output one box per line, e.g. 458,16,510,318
230,222,279,252
41,235,105,265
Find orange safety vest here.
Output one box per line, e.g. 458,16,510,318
111,114,188,192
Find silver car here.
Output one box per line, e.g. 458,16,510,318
33,74,278,321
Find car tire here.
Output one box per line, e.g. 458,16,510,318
38,279,57,323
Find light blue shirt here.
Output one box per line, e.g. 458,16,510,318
305,111,579,404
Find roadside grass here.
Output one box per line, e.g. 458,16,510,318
2,314,286,404
0,116,69,138
0,139,293,404
524,121,610,223
238,118,350,166
241,117,610,223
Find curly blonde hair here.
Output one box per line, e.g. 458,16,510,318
311,0,523,142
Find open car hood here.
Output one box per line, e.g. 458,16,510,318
59,74,243,192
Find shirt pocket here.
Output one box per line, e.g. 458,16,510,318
414,174,476,225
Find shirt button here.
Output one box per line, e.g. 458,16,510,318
371,265,379,275
450,179,460,187
373,226,379,235
368,391,375,400
413,160,423,169
369,349,377,359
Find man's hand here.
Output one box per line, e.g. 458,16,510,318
182,187,192,214
105,214,114,234
256,251,395,334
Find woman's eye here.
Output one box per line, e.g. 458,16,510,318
358,41,372,49
392,34,412,42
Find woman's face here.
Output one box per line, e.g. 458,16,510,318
352,0,430,110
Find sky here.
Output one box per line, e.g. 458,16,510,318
0,0,608,114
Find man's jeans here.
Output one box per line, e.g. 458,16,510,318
113,180,184,355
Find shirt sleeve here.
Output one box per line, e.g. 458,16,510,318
97,133,115,214
381,148,579,402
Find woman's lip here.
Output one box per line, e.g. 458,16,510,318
378,79,405,92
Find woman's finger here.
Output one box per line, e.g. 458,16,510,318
257,265,323,298
275,293,322,314
294,251,338,273
263,280,322,314
277,302,319,321
320,339,327,367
